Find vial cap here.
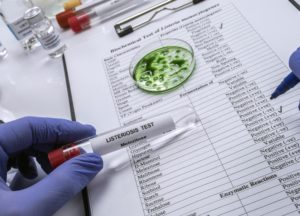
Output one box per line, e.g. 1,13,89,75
48,144,81,168
68,13,91,33
64,0,81,10
56,10,75,29
24,6,45,25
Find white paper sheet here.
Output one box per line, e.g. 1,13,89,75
65,0,300,215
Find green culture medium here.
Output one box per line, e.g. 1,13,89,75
133,45,195,93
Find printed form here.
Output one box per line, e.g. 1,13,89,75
66,1,300,216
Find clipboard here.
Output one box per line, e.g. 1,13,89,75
114,0,205,37
289,0,300,11
61,2,205,215
62,0,300,215
62,55,92,216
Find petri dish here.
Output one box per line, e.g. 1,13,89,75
130,39,196,93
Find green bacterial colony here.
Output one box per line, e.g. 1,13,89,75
133,46,194,93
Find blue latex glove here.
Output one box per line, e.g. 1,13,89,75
289,48,300,110
290,47,300,79
0,117,103,216
270,48,300,104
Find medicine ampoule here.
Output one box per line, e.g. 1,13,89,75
0,40,8,59
48,106,199,168
24,6,67,58
0,0,40,52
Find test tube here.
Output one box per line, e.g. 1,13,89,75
56,0,109,28
68,0,149,33
48,106,198,168
63,0,95,10
0,41,8,60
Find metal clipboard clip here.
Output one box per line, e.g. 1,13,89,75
114,0,205,37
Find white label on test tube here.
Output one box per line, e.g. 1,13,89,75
76,0,124,12
48,106,197,168
91,115,175,155
92,0,134,17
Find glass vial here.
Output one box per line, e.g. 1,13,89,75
0,40,8,59
24,6,67,58
0,0,40,52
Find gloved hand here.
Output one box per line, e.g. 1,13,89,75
289,47,300,79
0,117,103,216
270,47,300,102
289,48,300,110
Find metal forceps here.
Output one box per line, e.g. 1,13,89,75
114,0,205,37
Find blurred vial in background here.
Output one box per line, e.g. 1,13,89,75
0,0,40,52
31,0,67,18
24,6,67,59
0,40,8,59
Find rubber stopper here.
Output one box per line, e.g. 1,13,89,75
48,144,81,168
64,0,81,10
68,13,91,33
56,10,75,29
